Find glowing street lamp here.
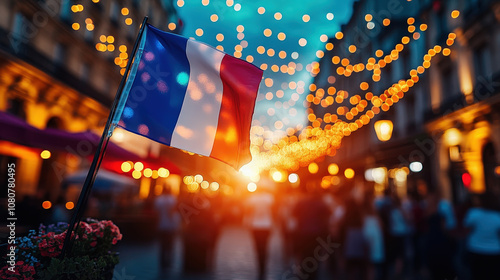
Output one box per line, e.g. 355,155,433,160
374,120,393,142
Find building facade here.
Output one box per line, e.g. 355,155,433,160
0,0,179,200
310,0,500,203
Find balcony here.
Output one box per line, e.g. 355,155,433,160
0,27,113,107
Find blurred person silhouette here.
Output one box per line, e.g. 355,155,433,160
245,185,275,279
341,198,367,280
182,192,217,273
423,190,456,280
292,182,330,280
279,187,298,264
375,188,408,279
154,185,180,269
404,181,426,276
463,192,500,280
325,189,345,275
362,189,386,280
388,195,409,278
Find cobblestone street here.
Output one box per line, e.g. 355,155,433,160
114,225,332,280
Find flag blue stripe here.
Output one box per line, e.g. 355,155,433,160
117,24,191,145
112,27,148,127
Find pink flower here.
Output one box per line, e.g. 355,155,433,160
90,241,97,247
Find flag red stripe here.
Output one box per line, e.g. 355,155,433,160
210,55,263,169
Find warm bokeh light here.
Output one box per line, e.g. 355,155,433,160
69,1,463,182
143,168,153,178
308,162,319,174
42,201,52,209
210,182,220,191
344,168,355,179
65,201,75,210
374,120,394,141
328,163,339,175
121,161,132,172
409,161,423,173
134,162,144,171
40,150,51,159
158,167,170,178
132,170,142,179
444,128,462,146
247,182,257,192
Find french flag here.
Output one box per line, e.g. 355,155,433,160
113,24,263,169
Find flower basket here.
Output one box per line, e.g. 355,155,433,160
1,219,122,280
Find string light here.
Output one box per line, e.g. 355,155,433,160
71,1,460,177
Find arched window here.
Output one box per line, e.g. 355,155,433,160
482,142,499,194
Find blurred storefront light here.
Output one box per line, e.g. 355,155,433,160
288,173,298,183
449,146,461,162
372,167,386,184
121,161,132,172
158,168,170,178
42,201,52,209
462,173,472,188
395,169,407,182
331,176,340,185
495,166,500,176
444,128,462,146
209,182,219,191
143,168,153,177
194,174,203,183
132,170,141,179
321,176,331,189
65,201,74,210
201,181,209,189
409,161,423,172
40,150,51,159
134,162,144,171
271,169,287,182
374,120,393,141
365,169,374,181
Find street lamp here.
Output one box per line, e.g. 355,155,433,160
374,120,393,141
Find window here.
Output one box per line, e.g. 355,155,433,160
59,0,72,23
473,44,491,80
84,28,93,42
11,13,28,50
53,43,67,65
110,1,119,23
81,63,90,82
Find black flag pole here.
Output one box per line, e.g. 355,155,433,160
61,16,149,258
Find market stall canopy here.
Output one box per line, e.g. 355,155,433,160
0,111,180,174
62,169,138,194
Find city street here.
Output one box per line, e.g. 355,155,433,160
115,225,300,280
2,0,500,279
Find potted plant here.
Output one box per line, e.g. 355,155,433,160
1,219,122,280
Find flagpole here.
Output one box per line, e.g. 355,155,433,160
61,16,149,258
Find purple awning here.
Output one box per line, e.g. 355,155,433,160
0,111,180,174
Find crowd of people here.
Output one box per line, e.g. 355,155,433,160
152,180,500,280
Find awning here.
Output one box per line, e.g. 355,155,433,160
63,169,138,194
0,111,180,174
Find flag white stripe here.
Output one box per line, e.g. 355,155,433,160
170,40,225,156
